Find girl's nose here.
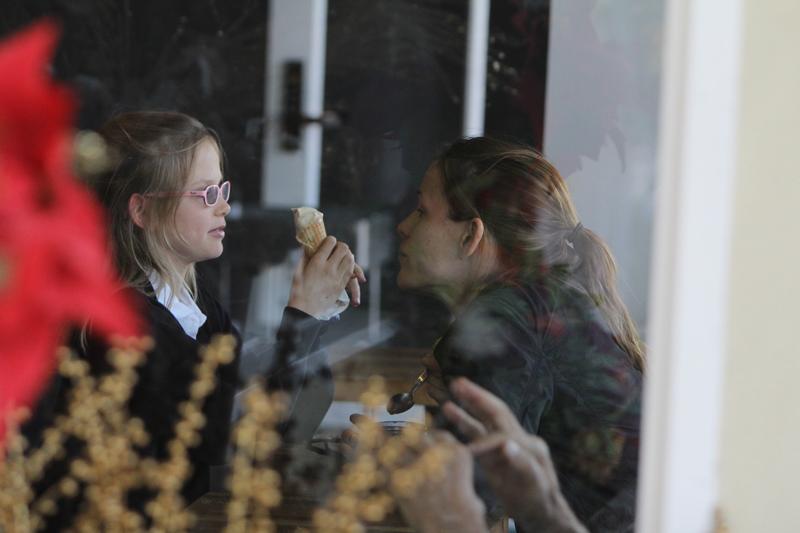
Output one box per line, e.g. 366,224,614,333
216,197,231,216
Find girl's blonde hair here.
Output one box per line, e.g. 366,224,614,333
437,137,645,372
92,111,224,301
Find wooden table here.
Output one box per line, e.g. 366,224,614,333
188,491,414,532
189,346,485,532
332,346,436,406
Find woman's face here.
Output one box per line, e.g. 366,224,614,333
169,138,230,271
396,164,471,297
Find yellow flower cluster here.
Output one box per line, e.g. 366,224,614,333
0,408,33,531
0,334,235,532
311,376,448,533
144,334,237,532
1,348,452,532
224,384,286,533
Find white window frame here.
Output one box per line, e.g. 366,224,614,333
258,2,746,529
637,0,743,531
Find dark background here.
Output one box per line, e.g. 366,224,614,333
1,0,549,345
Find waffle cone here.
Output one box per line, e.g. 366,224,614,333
292,207,327,256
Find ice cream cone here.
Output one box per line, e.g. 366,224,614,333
290,206,351,318
292,207,327,256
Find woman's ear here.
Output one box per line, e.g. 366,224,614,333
460,217,485,258
128,194,147,228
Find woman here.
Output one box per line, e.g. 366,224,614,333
396,137,643,531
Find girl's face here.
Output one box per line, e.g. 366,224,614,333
169,138,229,271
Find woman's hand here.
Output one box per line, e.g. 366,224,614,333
287,236,365,318
442,378,588,533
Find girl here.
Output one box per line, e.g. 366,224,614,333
396,137,643,532
26,111,362,526
95,110,363,498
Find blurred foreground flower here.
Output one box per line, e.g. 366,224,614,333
0,21,143,446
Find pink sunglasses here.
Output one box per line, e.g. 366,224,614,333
146,181,231,207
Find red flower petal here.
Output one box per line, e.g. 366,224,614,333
0,21,145,446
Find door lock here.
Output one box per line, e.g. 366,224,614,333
281,61,342,151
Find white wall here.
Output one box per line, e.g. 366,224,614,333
718,0,800,530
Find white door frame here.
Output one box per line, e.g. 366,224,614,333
262,0,328,208
261,0,491,204
637,0,744,531
463,0,491,136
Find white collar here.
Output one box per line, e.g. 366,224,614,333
148,271,207,340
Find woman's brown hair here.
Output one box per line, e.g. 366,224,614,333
437,137,645,372
91,111,224,301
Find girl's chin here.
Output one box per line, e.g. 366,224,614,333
196,247,224,263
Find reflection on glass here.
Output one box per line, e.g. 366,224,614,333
2,0,664,530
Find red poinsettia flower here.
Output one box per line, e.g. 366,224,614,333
0,21,144,446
